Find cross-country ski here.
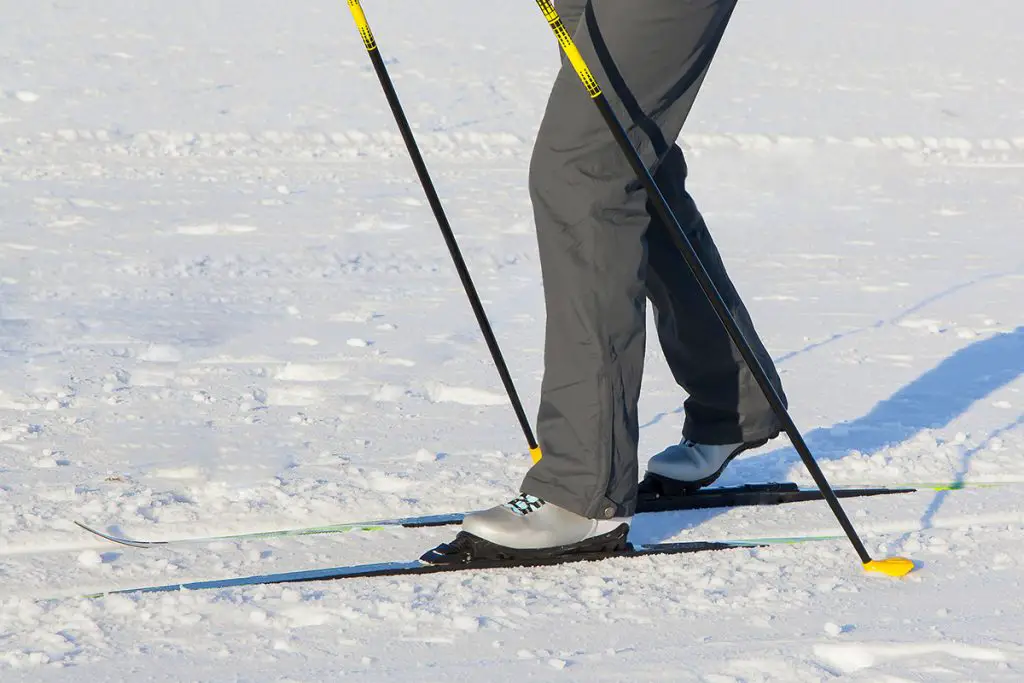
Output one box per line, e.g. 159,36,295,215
74,481,913,549
79,532,839,598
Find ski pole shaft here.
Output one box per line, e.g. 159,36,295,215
346,0,541,463
530,0,912,576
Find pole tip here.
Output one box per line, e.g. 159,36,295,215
529,447,542,464
863,557,915,577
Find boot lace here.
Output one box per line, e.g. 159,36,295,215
503,493,545,516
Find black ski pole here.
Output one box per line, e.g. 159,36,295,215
531,0,913,577
345,1,541,463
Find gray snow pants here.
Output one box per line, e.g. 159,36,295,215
520,0,787,519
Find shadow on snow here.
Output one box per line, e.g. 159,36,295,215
634,326,1024,544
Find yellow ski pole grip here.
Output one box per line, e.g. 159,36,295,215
535,0,601,98
347,0,377,51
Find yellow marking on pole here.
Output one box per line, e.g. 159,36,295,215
347,0,377,51
529,446,542,464
535,0,601,98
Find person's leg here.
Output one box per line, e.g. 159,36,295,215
520,0,745,520
645,147,786,449
639,150,785,490
633,9,786,489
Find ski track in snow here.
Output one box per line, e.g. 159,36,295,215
6,128,1024,167
1,0,1023,680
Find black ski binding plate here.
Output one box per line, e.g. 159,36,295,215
421,524,631,566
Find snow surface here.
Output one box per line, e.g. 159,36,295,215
2,0,1023,680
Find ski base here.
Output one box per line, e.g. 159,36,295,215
74,482,915,550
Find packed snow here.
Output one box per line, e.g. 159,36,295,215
1,0,1022,680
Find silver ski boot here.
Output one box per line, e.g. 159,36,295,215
639,436,773,497
419,494,633,566
419,494,632,564
461,494,631,550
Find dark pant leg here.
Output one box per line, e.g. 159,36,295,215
521,0,752,518
646,147,786,446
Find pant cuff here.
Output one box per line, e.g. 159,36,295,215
520,474,636,519
682,417,782,446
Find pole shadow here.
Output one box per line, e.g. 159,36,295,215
634,327,1024,543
